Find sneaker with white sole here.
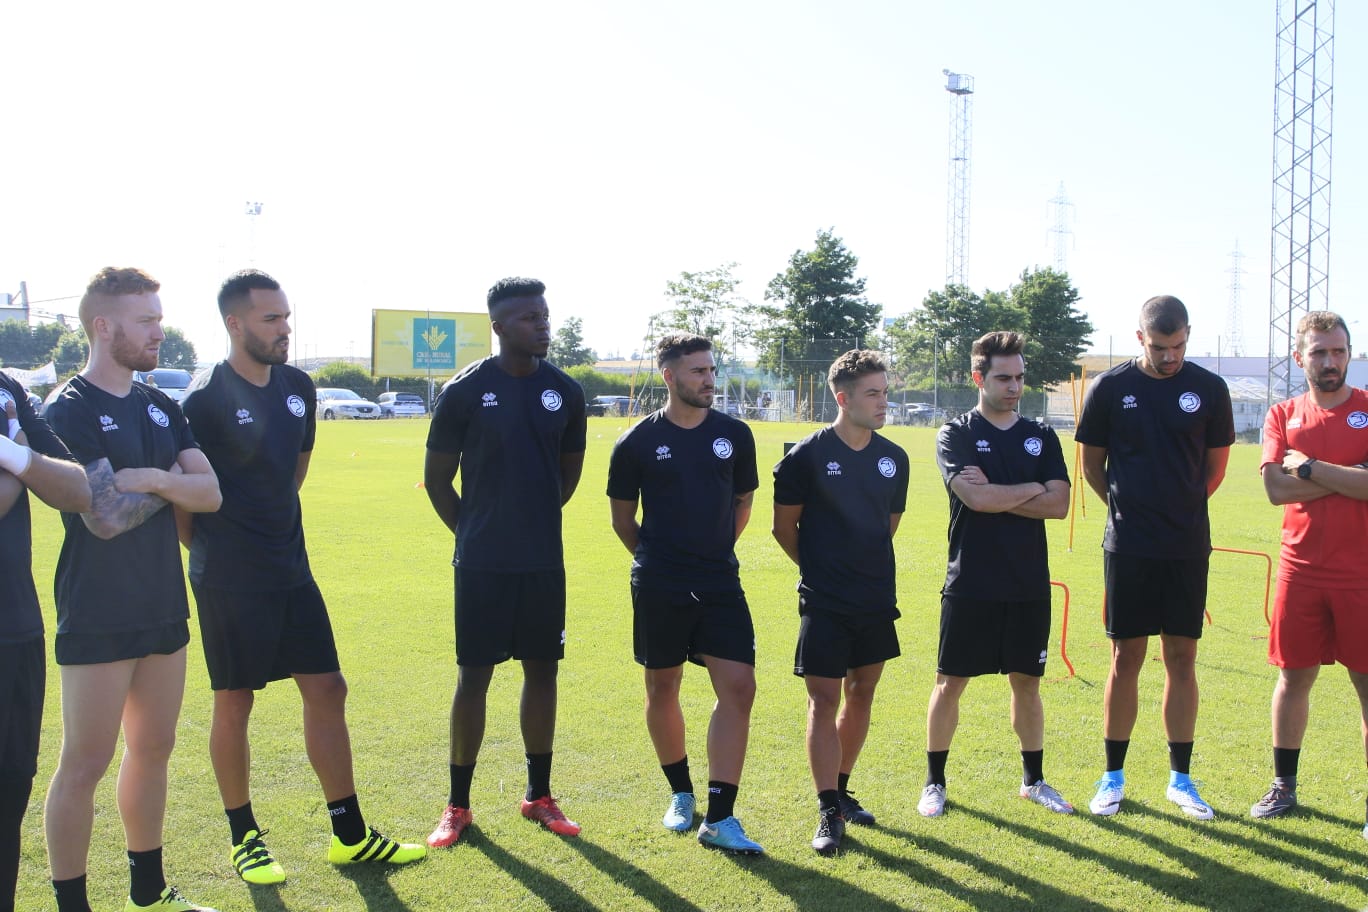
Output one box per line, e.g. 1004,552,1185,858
917,784,947,817
696,816,764,855
1020,780,1074,814
1089,779,1124,816
1166,781,1215,820
662,792,696,832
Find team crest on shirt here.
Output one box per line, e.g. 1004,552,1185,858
1178,392,1201,413
236,408,254,425
541,390,563,411
1023,437,1043,457
1348,411,1368,430
712,438,733,459
878,457,896,478
826,461,842,476
976,439,991,453
286,394,306,417
1122,394,1138,409
100,414,118,432
147,404,170,427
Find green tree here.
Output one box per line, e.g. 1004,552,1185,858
0,320,66,368
752,229,881,377
654,263,749,362
889,285,1025,386
49,330,89,375
547,316,596,368
312,361,379,399
159,326,199,369
1008,267,1093,389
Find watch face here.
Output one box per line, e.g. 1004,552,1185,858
1298,462,1312,480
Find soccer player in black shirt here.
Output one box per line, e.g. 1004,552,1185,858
425,278,587,846
42,268,222,912
1075,296,1234,820
0,376,90,912
773,350,908,855
180,271,425,885
607,333,764,855
919,332,1074,819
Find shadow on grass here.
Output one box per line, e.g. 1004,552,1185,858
472,837,596,911
244,883,288,912
706,849,909,912
335,865,415,912
564,838,703,912
950,804,1357,911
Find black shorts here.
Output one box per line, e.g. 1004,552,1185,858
793,596,900,679
193,581,341,691
54,619,189,666
1104,551,1208,640
455,567,565,666
0,637,44,777
632,585,755,669
938,595,1051,678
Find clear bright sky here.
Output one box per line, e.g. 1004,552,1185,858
4,1,1364,367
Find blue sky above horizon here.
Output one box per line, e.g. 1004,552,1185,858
4,1,1362,366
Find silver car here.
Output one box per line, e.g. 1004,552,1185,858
316,387,381,420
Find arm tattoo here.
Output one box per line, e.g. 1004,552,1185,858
81,459,168,538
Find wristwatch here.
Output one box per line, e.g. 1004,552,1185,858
1297,458,1317,480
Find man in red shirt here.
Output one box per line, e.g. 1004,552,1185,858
1252,311,1368,835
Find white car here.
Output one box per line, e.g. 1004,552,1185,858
316,387,381,420
377,391,427,418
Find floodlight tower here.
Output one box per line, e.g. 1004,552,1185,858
245,201,263,265
1047,182,1074,273
943,69,974,288
1226,242,1246,357
1268,0,1334,401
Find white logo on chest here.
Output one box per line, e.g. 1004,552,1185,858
712,438,733,459
286,395,306,418
147,404,170,427
656,445,672,461
1178,392,1201,413
236,408,254,425
1024,437,1043,456
826,461,842,476
541,390,563,411
1122,394,1138,409
1348,411,1368,430
976,439,991,453
878,457,896,478
100,414,119,432
481,392,498,408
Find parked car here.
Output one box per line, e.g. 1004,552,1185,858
588,395,634,417
377,391,427,418
316,387,381,420
136,368,195,402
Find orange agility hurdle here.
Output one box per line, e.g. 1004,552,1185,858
1212,546,1274,625
1052,580,1075,678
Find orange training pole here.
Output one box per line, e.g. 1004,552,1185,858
1211,546,1275,625
1052,580,1075,677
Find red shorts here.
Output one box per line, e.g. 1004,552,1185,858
1269,577,1368,673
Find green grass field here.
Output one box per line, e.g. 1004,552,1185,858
16,417,1368,911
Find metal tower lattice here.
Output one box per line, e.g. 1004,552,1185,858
943,70,974,288
1268,0,1334,401
1226,242,1246,357
1047,182,1074,273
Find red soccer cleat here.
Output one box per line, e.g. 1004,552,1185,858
427,805,473,847
520,795,580,837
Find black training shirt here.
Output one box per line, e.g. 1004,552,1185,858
1074,360,1235,558
0,373,75,643
46,376,197,636
937,411,1070,601
427,357,586,573
606,409,759,593
182,362,317,591
773,426,909,617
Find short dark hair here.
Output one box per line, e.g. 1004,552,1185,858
487,277,546,312
1139,295,1189,335
656,333,712,369
1296,310,1351,353
827,349,887,393
217,269,281,317
971,331,1025,376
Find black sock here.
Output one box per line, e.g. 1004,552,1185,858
705,781,738,823
817,789,841,816
662,757,693,795
1168,741,1194,776
1273,747,1301,782
449,763,476,809
127,847,165,907
837,772,851,795
52,875,91,912
327,794,366,845
926,750,949,788
0,777,32,912
1104,738,1129,773
1021,750,1045,786
225,801,259,846
525,752,553,802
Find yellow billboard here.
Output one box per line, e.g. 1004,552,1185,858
371,310,491,378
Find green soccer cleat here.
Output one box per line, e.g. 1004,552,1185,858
230,829,286,885
123,885,218,911
327,826,427,865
